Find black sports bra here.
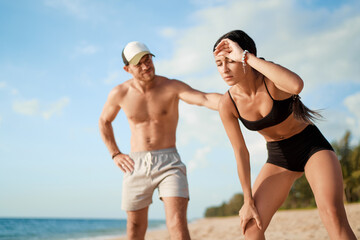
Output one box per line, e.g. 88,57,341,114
228,81,294,131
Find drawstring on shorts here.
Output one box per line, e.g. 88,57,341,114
144,152,153,176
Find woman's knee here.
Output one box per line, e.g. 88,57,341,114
318,202,347,227
244,219,265,240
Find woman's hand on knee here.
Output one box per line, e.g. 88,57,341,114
239,201,263,235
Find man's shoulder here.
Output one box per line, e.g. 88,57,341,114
156,75,186,87
115,79,133,90
109,79,132,98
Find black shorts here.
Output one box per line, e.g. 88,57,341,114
266,125,334,172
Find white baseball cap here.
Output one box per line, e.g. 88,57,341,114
122,41,154,65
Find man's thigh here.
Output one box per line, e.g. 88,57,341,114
163,197,191,239
127,206,149,224
163,197,189,219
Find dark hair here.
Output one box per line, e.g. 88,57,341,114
292,95,323,124
214,30,322,124
213,30,257,56
122,50,129,66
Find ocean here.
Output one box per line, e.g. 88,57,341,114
0,218,166,240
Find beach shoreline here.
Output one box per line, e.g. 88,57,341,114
112,203,360,240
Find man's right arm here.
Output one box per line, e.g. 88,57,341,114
99,87,134,172
175,80,222,110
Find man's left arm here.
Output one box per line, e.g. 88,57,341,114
176,80,222,111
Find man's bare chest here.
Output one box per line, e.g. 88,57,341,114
121,92,178,124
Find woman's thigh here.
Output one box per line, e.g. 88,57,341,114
250,163,303,230
304,150,344,206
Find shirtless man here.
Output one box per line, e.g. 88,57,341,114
99,41,221,240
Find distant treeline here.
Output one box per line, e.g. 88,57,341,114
205,131,360,217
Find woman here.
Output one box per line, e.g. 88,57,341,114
214,30,356,240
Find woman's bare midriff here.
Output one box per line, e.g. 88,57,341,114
259,115,309,142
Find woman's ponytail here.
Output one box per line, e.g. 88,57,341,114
292,95,323,124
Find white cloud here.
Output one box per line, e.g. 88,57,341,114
188,146,211,172
75,43,99,56
13,99,40,116
316,109,350,143
177,102,224,147
11,89,19,95
44,0,91,20
275,15,360,88
43,0,109,24
12,97,70,120
77,44,98,55
159,0,360,168
42,97,70,120
0,81,20,95
344,92,360,118
245,133,267,166
190,0,228,7
103,71,120,85
344,92,360,138
159,27,178,38
157,0,360,90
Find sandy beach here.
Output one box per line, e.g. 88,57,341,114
113,203,360,240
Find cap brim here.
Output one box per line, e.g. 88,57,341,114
129,51,153,65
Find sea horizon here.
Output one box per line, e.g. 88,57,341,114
0,217,167,240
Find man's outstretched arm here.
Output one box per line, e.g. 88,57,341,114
175,80,222,110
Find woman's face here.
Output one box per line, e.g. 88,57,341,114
214,55,244,86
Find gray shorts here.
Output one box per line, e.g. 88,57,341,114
121,148,189,211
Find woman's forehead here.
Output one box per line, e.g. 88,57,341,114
214,55,228,61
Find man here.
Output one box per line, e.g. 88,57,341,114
99,41,221,240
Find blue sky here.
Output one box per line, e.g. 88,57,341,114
1,0,360,220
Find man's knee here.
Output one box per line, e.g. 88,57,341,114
126,207,148,239
167,211,187,228
127,218,147,230
166,212,190,240
127,219,147,239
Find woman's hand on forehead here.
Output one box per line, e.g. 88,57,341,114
214,39,243,62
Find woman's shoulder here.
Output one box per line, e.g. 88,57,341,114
219,89,238,116
263,77,293,100
219,89,231,105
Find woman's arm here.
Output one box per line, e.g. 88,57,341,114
215,38,303,95
219,95,262,233
219,96,252,198
246,53,303,95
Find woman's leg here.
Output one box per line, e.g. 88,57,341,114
305,150,356,240
244,163,302,240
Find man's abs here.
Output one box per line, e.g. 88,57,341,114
129,121,178,152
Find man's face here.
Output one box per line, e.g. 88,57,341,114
124,54,155,82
